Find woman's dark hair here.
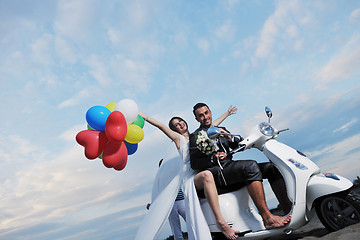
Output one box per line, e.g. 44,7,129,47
168,116,188,133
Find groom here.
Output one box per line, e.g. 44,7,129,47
189,102,292,230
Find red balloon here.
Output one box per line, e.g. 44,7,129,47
102,141,128,168
105,111,127,144
114,157,127,171
76,130,108,159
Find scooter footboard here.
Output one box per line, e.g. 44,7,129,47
306,174,353,210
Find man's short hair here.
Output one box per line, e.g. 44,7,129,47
193,102,210,116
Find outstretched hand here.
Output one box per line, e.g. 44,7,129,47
227,105,237,116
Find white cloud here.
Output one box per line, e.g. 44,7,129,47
107,28,122,46
333,118,358,133
60,124,85,142
349,8,360,24
110,55,152,93
54,0,96,41
255,8,281,58
173,32,188,49
215,19,234,42
296,93,310,103
0,141,153,237
0,50,27,77
254,0,312,59
0,134,46,164
106,26,164,63
306,133,360,180
227,0,239,8
38,73,61,88
125,1,149,29
30,33,53,66
57,88,91,109
285,25,298,39
197,38,210,54
315,35,360,88
85,55,112,86
54,36,78,64
293,39,303,51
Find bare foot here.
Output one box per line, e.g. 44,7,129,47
263,214,292,230
216,220,240,240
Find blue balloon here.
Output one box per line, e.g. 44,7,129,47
86,106,111,131
125,141,138,155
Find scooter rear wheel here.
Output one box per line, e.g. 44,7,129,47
315,190,360,231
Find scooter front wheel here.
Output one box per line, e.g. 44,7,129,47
315,190,360,231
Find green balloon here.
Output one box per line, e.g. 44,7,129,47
87,124,95,130
131,115,145,128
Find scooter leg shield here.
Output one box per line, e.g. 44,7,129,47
200,187,264,233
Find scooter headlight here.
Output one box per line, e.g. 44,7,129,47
259,122,274,136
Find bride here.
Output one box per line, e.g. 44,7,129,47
135,106,239,240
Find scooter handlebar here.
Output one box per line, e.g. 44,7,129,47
276,128,289,134
230,144,246,155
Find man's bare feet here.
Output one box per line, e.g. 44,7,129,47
216,220,240,240
263,214,292,230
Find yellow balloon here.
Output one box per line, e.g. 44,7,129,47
105,102,117,112
125,124,144,144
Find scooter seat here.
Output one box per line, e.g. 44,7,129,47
197,182,246,198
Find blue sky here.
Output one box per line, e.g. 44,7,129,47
1,0,360,239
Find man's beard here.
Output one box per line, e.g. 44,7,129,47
202,120,212,128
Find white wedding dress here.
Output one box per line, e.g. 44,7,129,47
135,135,211,240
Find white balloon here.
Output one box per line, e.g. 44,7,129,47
115,99,139,123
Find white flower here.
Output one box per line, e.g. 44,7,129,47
195,130,218,155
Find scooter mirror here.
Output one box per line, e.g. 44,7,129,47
207,126,238,139
265,106,272,123
207,126,221,139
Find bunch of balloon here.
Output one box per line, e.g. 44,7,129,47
76,99,145,171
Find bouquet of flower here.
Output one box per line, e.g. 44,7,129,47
195,130,219,155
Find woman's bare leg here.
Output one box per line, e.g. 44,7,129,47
194,171,239,240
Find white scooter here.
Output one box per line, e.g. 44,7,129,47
201,107,360,239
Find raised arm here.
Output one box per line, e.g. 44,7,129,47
139,111,181,149
212,105,237,126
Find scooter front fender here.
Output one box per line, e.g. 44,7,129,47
306,174,353,210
